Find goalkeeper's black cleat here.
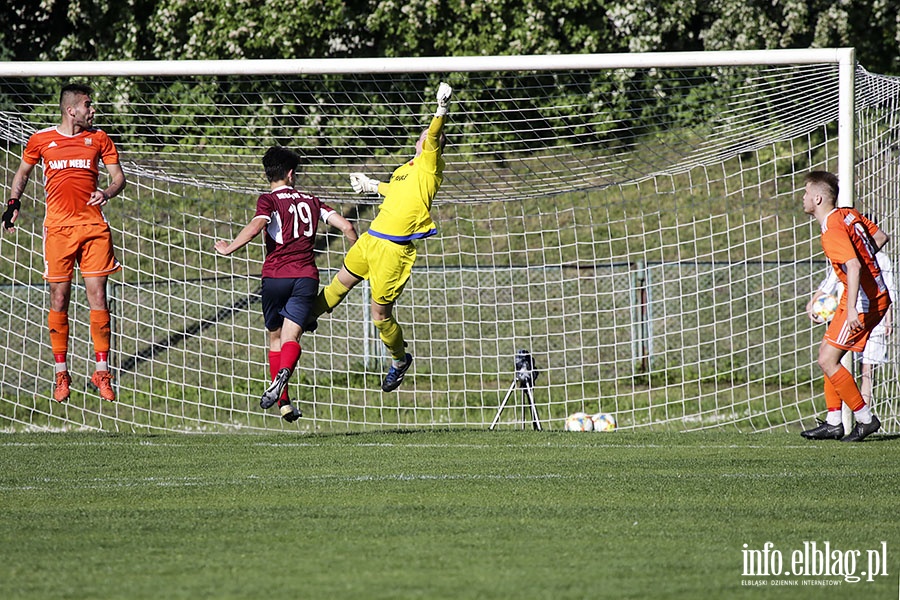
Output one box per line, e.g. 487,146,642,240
841,416,880,442
279,400,302,423
261,368,290,409
381,353,412,392
800,418,844,440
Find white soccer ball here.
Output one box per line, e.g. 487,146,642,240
591,412,617,432
812,294,838,323
564,412,594,431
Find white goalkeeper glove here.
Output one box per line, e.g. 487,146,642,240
350,173,380,195
435,82,453,117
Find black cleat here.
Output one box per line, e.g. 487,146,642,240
841,416,881,442
381,353,413,392
261,368,290,409
279,400,302,423
800,419,844,440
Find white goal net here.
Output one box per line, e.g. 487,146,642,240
1,50,898,433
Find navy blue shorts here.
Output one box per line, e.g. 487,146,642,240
260,277,319,332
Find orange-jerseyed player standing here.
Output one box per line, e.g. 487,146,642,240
800,171,890,442
2,83,126,403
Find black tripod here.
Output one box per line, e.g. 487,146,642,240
489,349,542,431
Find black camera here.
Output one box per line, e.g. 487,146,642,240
514,349,538,385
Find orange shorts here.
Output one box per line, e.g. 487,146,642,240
43,223,121,282
824,294,892,352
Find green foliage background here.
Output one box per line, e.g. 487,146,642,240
1,1,898,75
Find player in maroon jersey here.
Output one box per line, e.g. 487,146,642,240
215,146,357,421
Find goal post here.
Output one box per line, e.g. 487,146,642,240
0,48,897,434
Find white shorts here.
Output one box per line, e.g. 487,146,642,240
858,329,888,365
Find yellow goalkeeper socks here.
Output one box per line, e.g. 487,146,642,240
313,278,351,318
373,317,406,361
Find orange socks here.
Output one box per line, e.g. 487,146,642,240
48,310,69,357
50,309,113,373
823,373,842,412
89,310,111,354
825,366,866,412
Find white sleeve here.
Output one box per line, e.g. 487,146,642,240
877,253,896,300
320,206,337,224
817,265,841,297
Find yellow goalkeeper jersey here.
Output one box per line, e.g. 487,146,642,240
367,116,445,242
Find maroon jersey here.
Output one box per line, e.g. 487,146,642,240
253,185,336,280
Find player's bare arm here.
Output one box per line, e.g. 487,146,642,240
2,159,36,232
843,258,862,331
87,162,127,207
214,216,267,255
326,212,358,245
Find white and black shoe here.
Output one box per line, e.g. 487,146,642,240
279,400,302,423
261,368,290,409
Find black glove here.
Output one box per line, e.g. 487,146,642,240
2,198,20,230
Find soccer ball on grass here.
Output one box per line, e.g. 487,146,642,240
591,412,617,432
564,412,594,431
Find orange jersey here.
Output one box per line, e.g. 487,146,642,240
820,208,890,312
23,126,120,227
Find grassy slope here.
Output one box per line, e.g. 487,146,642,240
0,430,897,600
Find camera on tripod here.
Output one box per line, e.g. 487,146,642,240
514,349,538,386
490,348,542,430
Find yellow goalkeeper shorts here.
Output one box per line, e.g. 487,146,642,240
343,232,417,305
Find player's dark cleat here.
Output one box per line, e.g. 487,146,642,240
90,370,116,402
381,353,413,392
841,416,881,442
279,401,302,423
261,368,290,409
800,419,844,440
53,371,71,403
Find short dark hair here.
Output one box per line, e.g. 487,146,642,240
262,146,300,183
60,83,93,107
804,171,839,202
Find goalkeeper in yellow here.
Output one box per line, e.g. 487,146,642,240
310,82,452,392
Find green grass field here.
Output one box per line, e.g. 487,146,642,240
1,430,897,599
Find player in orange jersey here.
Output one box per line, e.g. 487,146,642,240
800,171,890,442
2,83,126,403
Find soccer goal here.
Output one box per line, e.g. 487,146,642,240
1,49,898,433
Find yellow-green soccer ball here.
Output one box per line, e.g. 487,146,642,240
812,294,838,323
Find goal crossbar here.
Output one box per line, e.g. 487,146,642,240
0,48,855,76
0,48,856,206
